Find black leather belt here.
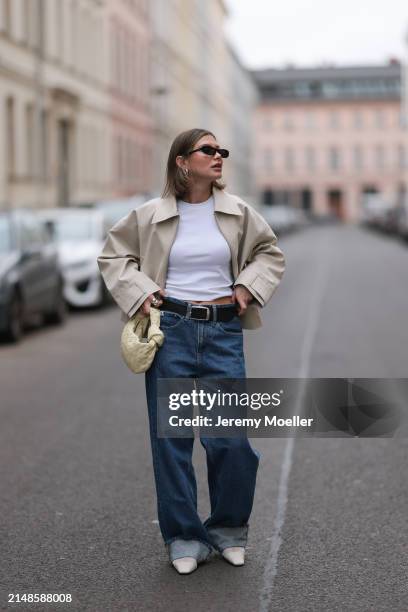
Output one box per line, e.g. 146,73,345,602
160,298,238,322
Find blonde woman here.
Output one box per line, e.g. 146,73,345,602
97,128,285,574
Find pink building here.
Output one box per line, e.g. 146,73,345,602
253,62,407,221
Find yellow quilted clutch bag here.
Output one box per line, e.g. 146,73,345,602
120,307,164,374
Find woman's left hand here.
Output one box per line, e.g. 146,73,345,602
232,284,254,316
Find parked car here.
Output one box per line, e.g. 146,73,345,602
36,208,111,309
397,208,408,240
395,196,408,241
0,209,67,342
360,194,397,232
78,194,152,231
260,204,307,235
382,205,403,235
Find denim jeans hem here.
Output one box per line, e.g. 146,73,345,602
205,524,249,553
165,537,214,563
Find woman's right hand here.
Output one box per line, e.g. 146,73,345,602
139,288,166,315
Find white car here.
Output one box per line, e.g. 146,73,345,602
77,194,152,230
260,204,306,235
36,208,111,308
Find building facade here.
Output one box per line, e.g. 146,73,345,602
253,63,408,221
0,0,256,211
108,0,152,198
0,0,153,211
226,44,258,200
149,0,256,198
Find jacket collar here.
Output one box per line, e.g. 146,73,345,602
151,188,243,223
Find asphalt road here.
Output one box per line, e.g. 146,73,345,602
0,223,407,611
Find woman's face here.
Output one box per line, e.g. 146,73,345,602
177,134,224,182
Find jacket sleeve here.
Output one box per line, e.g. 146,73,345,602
233,207,285,307
97,209,161,317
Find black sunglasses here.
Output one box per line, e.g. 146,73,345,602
188,145,230,158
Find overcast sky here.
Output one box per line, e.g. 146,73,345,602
225,0,408,70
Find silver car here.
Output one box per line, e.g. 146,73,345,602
36,208,111,309
0,209,67,342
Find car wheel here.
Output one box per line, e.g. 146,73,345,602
44,283,68,325
5,292,24,342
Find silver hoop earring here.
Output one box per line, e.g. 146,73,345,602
183,168,189,177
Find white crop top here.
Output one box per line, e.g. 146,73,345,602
164,195,234,301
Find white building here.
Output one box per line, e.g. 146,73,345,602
0,0,256,210
0,0,153,211
226,44,258,200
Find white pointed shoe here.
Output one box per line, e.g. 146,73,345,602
172,556,198,574
222,546,245,566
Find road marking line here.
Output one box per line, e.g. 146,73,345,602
259,233,332,612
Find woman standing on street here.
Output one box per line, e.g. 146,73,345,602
97,128,285,574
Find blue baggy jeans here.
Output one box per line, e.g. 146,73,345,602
144,296,260,563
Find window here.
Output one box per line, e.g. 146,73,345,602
131,140,138,185
23,0,30,44
19,214,43,249
304,112,316,130
129,37,135,99
375,109,385,129
284,148,295,172
329,111,340,129
305,146,315,171
398,144,407,170
135,140,140,184
6,97,15,178
71,0,78,69
114,134,122,182
4,0,12,36
110,20,117,89
40,109,48,181
264,149,273,171
126,138,132,184
353,145,363,170
118,135,124,184
328,147,341,171
31,0,42,50
263,117,273,131
56,0,63,60
375,145,385,170
353,110,364,129
118,25,125,93
283,113,294,131
26,103,35,178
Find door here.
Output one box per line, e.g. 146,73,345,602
57,119,71,207
301,188,313,211
327,189,344,220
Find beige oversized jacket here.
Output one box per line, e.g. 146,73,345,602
97,188,285,330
